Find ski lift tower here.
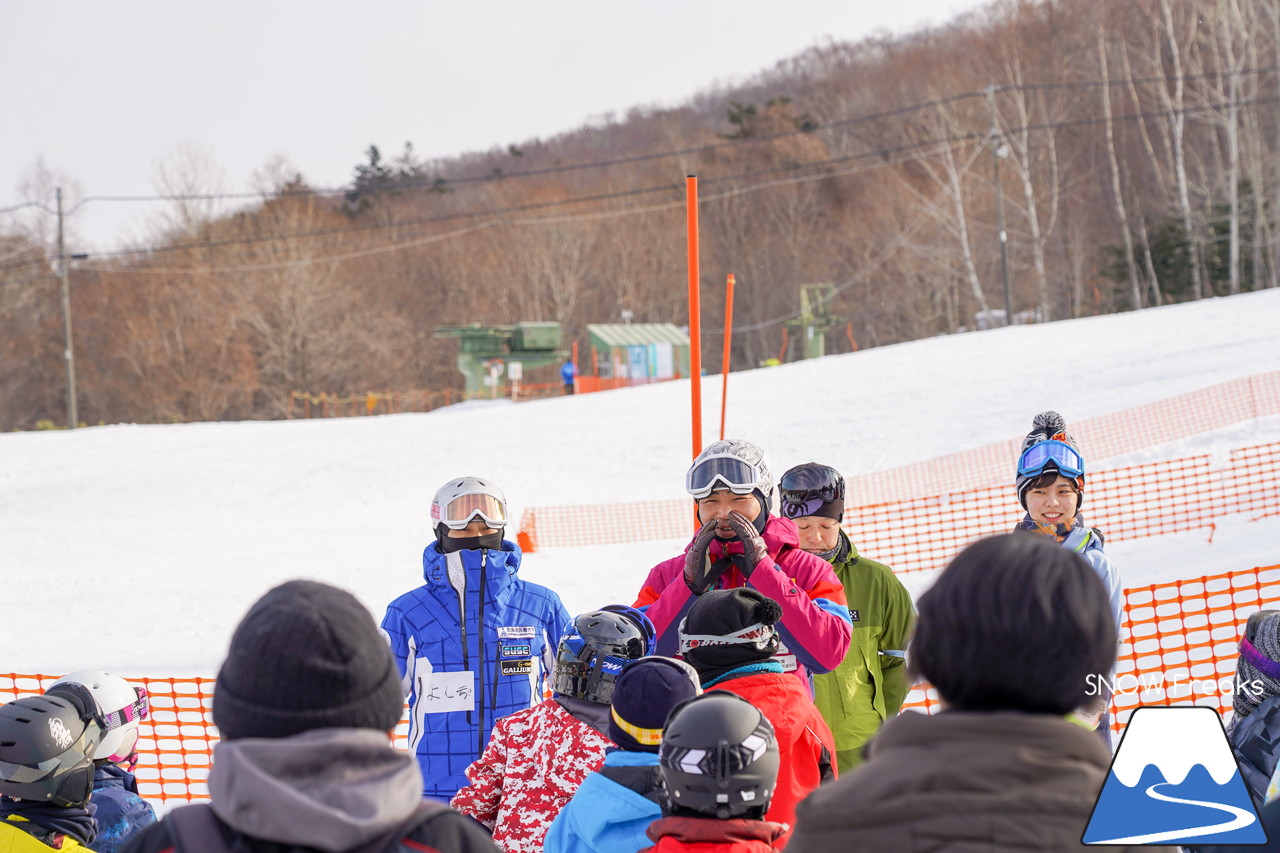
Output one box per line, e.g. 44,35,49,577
434,321,567,399
782,283,844,360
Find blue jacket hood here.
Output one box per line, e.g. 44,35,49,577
421,538,522,588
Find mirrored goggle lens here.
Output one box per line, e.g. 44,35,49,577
686,456,760,499
1017,440,1084,478
439,493,507,529
778,479,842,505
779,495,829,518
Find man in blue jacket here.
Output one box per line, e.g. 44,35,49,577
381,476,570,801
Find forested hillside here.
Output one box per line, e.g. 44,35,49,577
3,0,1277,428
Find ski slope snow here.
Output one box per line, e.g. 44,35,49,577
2,289,1279,675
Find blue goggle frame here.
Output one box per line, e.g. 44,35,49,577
1017,439,1084,478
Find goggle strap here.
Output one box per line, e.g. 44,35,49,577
679,622,774,654
101,687,149,732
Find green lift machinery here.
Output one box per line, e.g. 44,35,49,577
434,321,567,399
783,283,844,360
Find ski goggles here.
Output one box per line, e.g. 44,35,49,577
436,492,508,529
686,454,762,500
779,484,844,519
1017,440,1084,479
678,621,776,654
101,684,149,733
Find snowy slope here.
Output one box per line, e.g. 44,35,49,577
2,289,1279,675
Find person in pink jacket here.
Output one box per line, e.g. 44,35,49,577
633,439,852,688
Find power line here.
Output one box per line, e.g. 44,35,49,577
6,63,1278,211
0,86,1276,276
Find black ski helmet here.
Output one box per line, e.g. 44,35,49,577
778,462,845,521
659,691,779,820
0,690,104,807
552,606,656,704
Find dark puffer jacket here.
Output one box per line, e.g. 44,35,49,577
1227,693,1280,808
787,710,1175,853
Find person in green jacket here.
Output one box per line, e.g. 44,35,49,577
778,462,915,772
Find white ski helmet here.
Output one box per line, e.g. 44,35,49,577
686,439,776,512
431,476,509,532
48,670,149,764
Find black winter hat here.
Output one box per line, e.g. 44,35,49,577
213,580,405,740
608,656,701,753
679,588,782,683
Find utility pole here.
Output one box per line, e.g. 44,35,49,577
57,188,78,429
987,86,1013,326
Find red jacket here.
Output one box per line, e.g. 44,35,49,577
709,671,837,845
633,516,851,687
643,816,788,853
451,698,612,853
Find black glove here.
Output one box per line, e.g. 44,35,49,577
724,511,769,576
684,520,725,595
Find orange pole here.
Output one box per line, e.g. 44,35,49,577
719,273,735,440
778,328,789,363
572,340,579,393
687,176,703,461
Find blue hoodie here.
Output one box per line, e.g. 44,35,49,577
381,538,569,801
544,751,663,853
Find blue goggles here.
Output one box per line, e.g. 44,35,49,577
1017,439,1084,479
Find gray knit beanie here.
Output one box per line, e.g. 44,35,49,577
1230,610,1280,731
1016,411,1085,510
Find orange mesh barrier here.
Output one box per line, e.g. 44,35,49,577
517,439,1279,572
5,566,1278,802
900,563,1280,736
845,440,1279,575
517,371,1280,553
0,675,413,804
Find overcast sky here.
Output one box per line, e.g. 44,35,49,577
2,0,984,250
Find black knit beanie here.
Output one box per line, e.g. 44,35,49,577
680,588,782,684
608,656,701,753
213,580,405,740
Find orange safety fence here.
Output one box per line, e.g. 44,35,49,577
5,564,1277,802
517,371,1280,553
288,389,459,418
901,563,1280,737
0,674,414,804
517,439,1280,572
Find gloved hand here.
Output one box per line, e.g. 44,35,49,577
723,511,769,576
683,520,724,595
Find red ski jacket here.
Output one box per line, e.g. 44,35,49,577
709,671,837,845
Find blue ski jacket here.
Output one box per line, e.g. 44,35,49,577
381,539,570,801
543,751,662,853
89,764,156,853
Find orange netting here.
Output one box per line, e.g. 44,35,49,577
6,564,1278,802
901,564,1280,737
518,440,1278,572
517,370,1280,555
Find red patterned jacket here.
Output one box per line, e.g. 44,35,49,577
451,698,612,853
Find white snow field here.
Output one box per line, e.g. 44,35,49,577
2,288,1279,676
